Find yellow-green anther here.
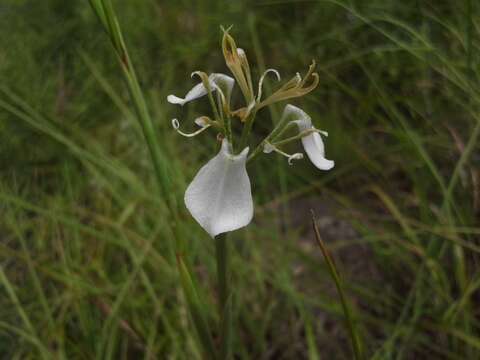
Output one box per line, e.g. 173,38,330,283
257,61,319,109
222,30,255,104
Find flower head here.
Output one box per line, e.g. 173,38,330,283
167,29,334,237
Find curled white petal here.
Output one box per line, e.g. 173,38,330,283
301,131,334,170
184,139,253,237
167,80,208,106
167,95,184,105
257,68,281,102
171,118,211,138
167,73,234,106
286,105,335,171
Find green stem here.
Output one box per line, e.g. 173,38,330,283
247,111,292,163
311,211,364,360
206,84,222,126
177,256,218,360
224,109,233,147
89,0,182,253
238,109,256,151
273,128,324,147
215,233,229,315
215,233,232,359
270,121,296,142
92,0,177,212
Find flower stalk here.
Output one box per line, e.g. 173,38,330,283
215,233,232,359
165,27,336,358
215,233,229,313
238,108,257,150
272,128,328,147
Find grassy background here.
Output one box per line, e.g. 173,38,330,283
1,0,479,358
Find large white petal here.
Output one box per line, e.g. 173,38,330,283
167,73,234,106
288,105,335,171
184,139,253,237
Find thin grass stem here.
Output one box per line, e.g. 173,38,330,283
311,211,364,360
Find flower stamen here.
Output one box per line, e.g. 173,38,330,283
262,141,303,165
172,118,212,138
257,69,281,102
256,61,319,110
222,29,255,103
273,128,329,147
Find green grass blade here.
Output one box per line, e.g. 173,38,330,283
311,211,364,360
177,255,218,360
0,267,51,359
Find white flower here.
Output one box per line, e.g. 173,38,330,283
184,139,253,237
167,73,234,106
287,105,335,170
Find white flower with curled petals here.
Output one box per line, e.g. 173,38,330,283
287,105,335,170
167,73,234,106
184,139,253,237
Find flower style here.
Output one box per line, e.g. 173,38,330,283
167,29,334,237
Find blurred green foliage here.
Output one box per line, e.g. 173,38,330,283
0,0,479,358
